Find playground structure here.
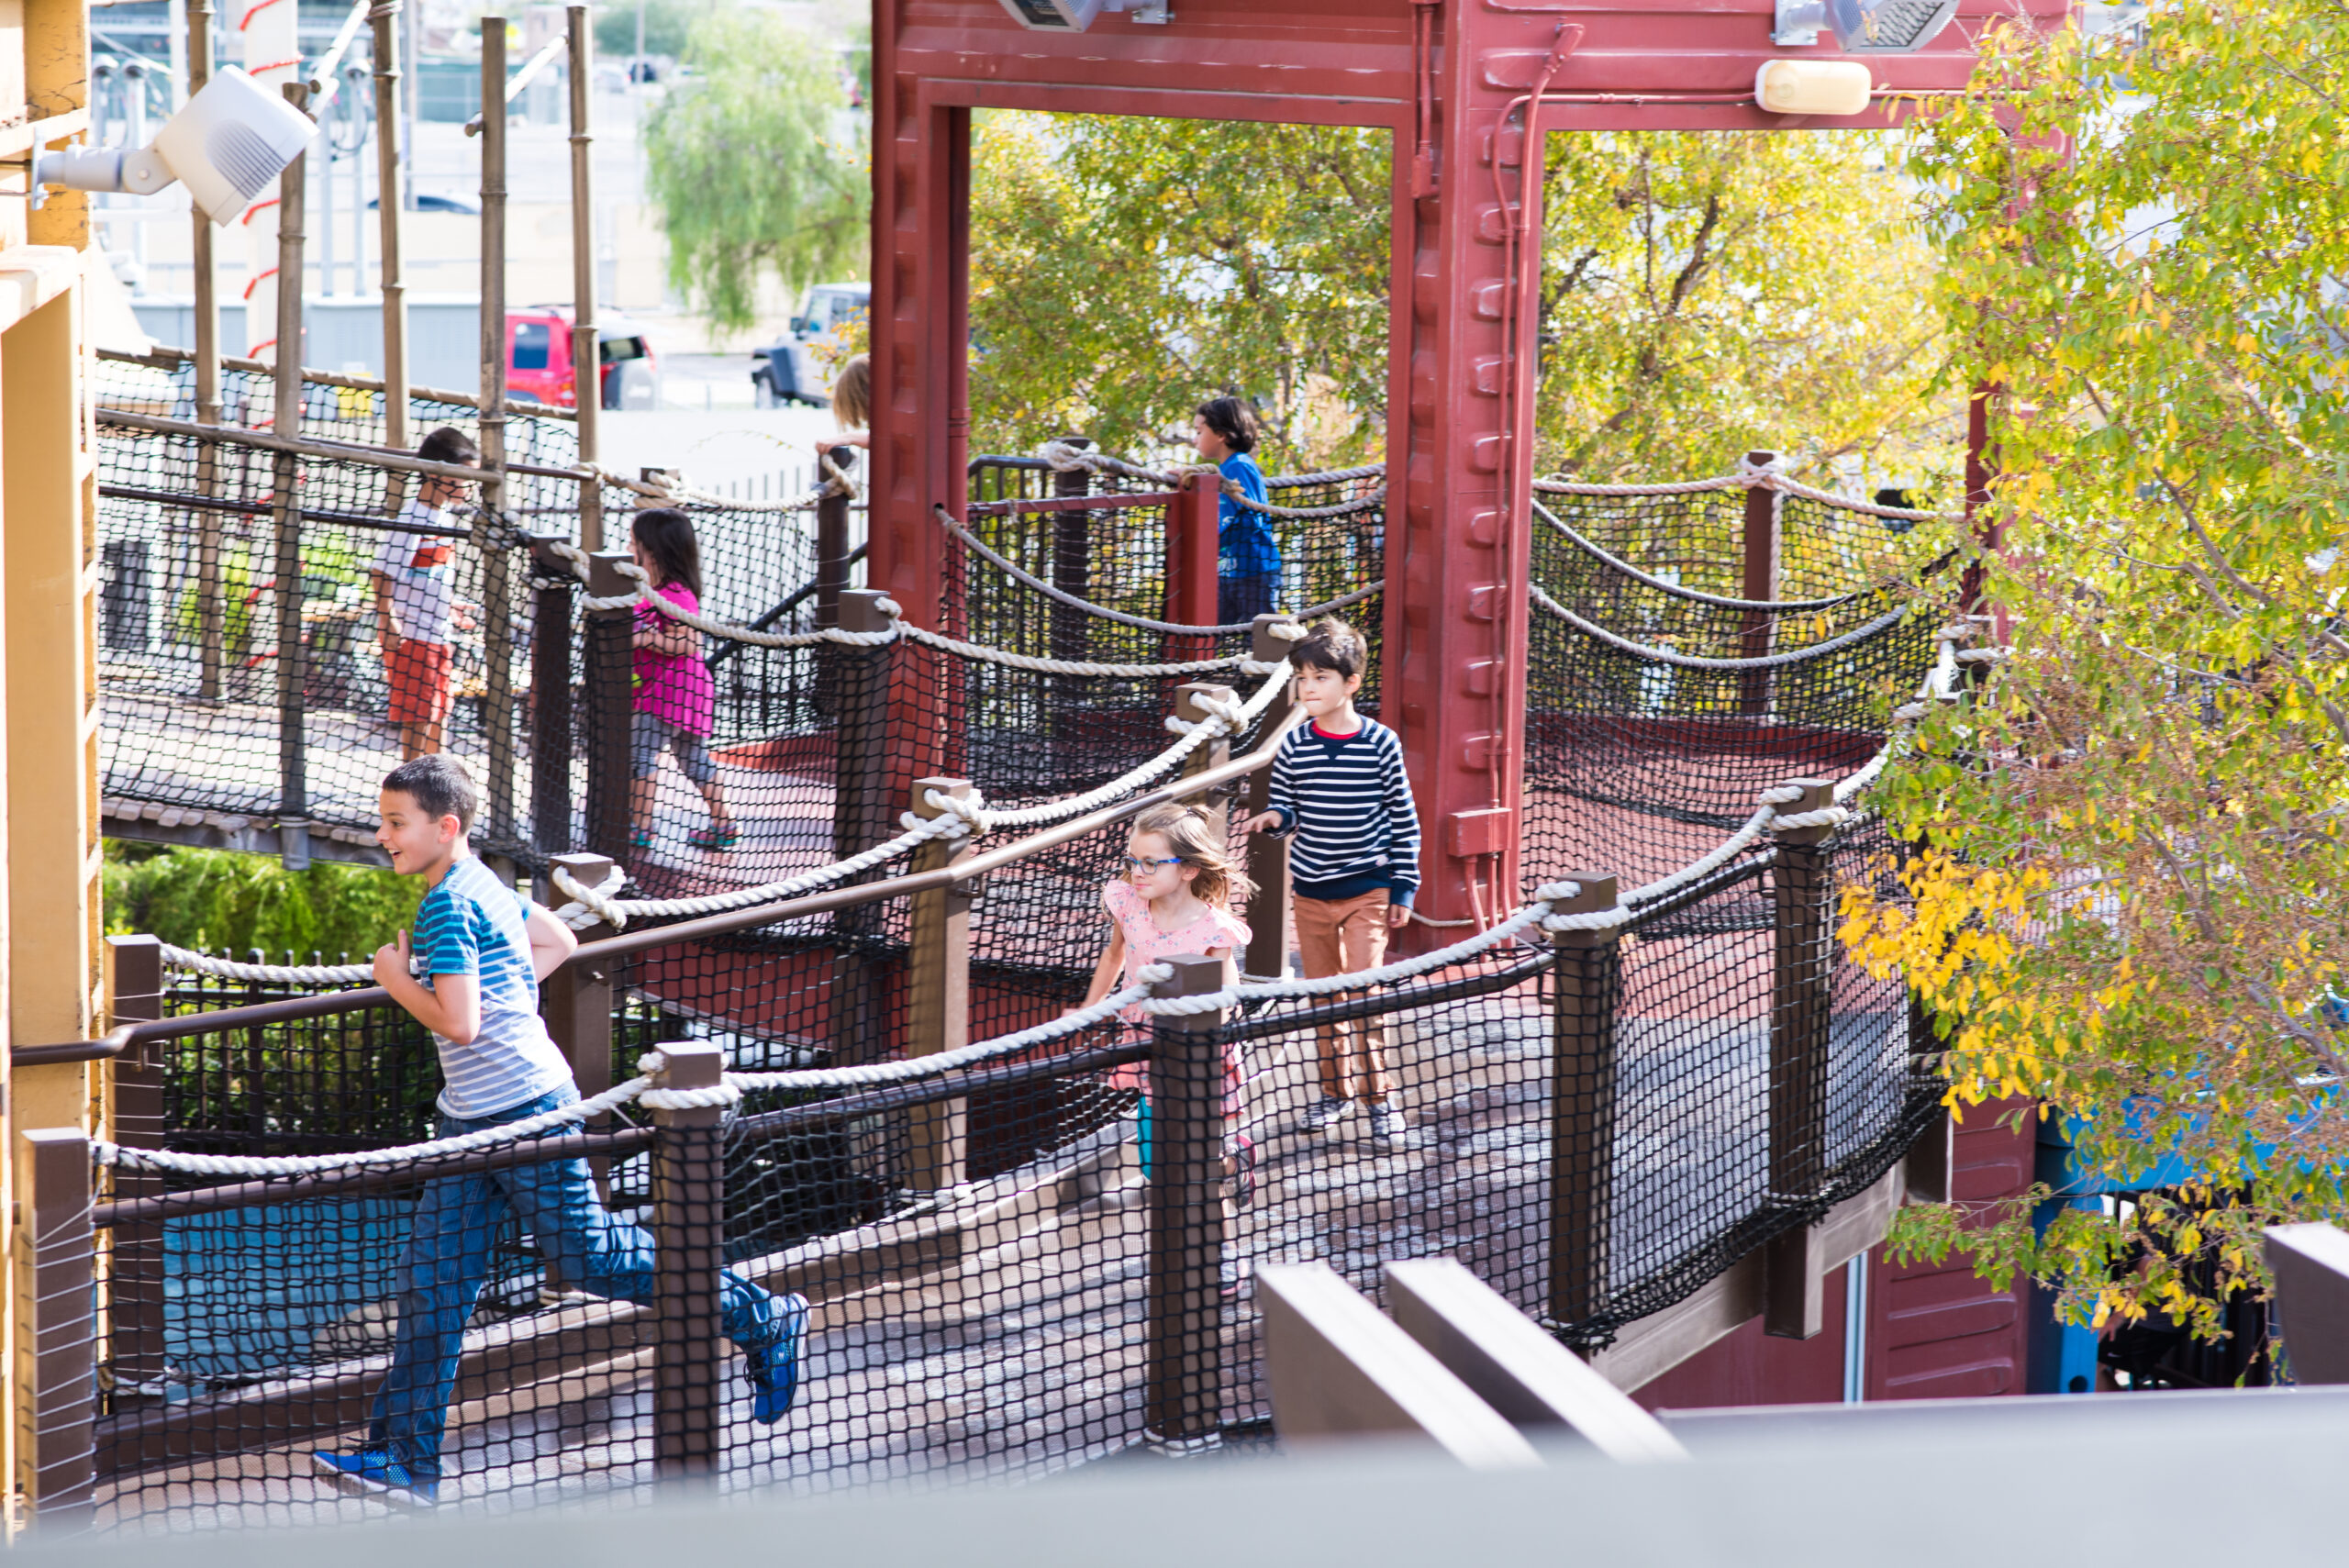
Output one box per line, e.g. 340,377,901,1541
2,0,2086,1533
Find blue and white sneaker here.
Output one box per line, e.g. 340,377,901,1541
309,1449,439,1507
747,1292,811,1426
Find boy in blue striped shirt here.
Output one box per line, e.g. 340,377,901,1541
311,755,807,1507
1241,617,1421,1144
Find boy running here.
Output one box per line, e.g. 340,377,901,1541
1241,617,1421,1143
372,427,482,760
311,755,807,1507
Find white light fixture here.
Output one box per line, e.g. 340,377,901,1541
1754,60,1874,116
996,0,1168,31
1773,0,1960,52
37,66,316,226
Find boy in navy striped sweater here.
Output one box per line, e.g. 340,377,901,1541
1241,617,1421,1143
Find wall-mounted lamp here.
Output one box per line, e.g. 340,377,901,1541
1754,59,1875,116
1773,0,1960,51
997,0,1168,31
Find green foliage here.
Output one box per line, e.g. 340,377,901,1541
593,0,717,62
645,8,866,337
1843,1,2349,1341
1537,132,1959,488
968,113,1391,470
105,841,423,962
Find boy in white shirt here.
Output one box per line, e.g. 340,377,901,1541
373,427,482,760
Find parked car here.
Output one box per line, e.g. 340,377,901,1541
504,306,657,411
750,282,869,407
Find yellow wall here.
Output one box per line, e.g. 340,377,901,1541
0,0,98,1523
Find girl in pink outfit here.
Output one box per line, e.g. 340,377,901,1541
628,508,736,852
1075,806,1256,1287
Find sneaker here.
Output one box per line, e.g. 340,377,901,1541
1229,1133,1257,1209
1367,1099,1410,1144
629,828,654,849
1297,1096,1352,1133
688,823,741,851
746,1291,811,1425
309,1449,438,1507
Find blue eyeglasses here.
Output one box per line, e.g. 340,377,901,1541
1122,855,1183,873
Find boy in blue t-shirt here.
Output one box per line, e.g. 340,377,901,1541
1194,395,1281,625
310,755,807,1507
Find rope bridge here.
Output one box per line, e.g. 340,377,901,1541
58,406,1965,1530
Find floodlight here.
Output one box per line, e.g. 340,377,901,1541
37,66,317,225
996,0,1167,32
1772,0,1959,52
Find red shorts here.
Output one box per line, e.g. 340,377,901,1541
385,639,453,728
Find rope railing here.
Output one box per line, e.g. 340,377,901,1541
937,503,1378,636
1530,497,1955,614
1033,439,1386,519
1529,582,1926,671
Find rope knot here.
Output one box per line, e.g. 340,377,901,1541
552,862,629,930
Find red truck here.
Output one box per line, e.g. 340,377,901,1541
504,306,657,410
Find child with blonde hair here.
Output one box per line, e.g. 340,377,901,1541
1074,804,1256,1290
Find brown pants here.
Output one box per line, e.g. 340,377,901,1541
1295,889,1396,1103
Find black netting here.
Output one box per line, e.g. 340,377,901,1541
1523,484,1951,893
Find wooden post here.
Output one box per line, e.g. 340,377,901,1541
649,1042,725,1482
1764,777,1836,1340
1174,682,1235,807
478,24,518,846
1165,473,1220,663
1144,952,1229,1453
526,535,576,854
190,0,225,703
581,550,637,862
1739,449,1778,717
273,83,313,873
372,0,409,450
902,777,974,1191
565,4,603,551
1242,616,1295,982
24,1128,96,1526
1050,437,1091,667
103,937,167,1400
814,445,853,629
827,590,897,1068
1548,874,1620,1329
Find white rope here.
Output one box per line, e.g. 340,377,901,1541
895,617,1250,678
1530,461,1959,522
934,506,1380,635
95,1061,666,1177
594,803,973,925
725,972,1168,1093
551,862,630,932
1529,583,1919,671
156,945,372,985
543,542,898,647
1030,440,1385,519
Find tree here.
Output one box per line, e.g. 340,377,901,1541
968,113,1391,469
1536,131,1959,488
1841,2,2349,1350
646,8,866,337
593,0,714,64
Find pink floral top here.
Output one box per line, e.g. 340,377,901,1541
1101,880,1251,1098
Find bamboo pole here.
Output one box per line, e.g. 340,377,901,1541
372,0,409,450
188,0,223,702
273,83,314,872
566,4,603,550
478,23,518,848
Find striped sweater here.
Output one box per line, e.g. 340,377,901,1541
1264,716,1421,907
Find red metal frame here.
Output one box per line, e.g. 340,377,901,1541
870,0,2060,940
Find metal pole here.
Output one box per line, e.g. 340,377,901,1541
372,0,409,449
104,936,168,1400
528,537,577,854
650,1042,727,1481
566,4,603,550
1144,953,1229,1453
24,1128,96,1524
274,82,314,873
1739,448,1778,717
1546,874,1620,1329
1763,777,1837,1340
582,550,637,862
189,0,224,703
479,20,518,845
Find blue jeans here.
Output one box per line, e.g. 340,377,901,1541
1219,573,1277,626
367,1085,781,1484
